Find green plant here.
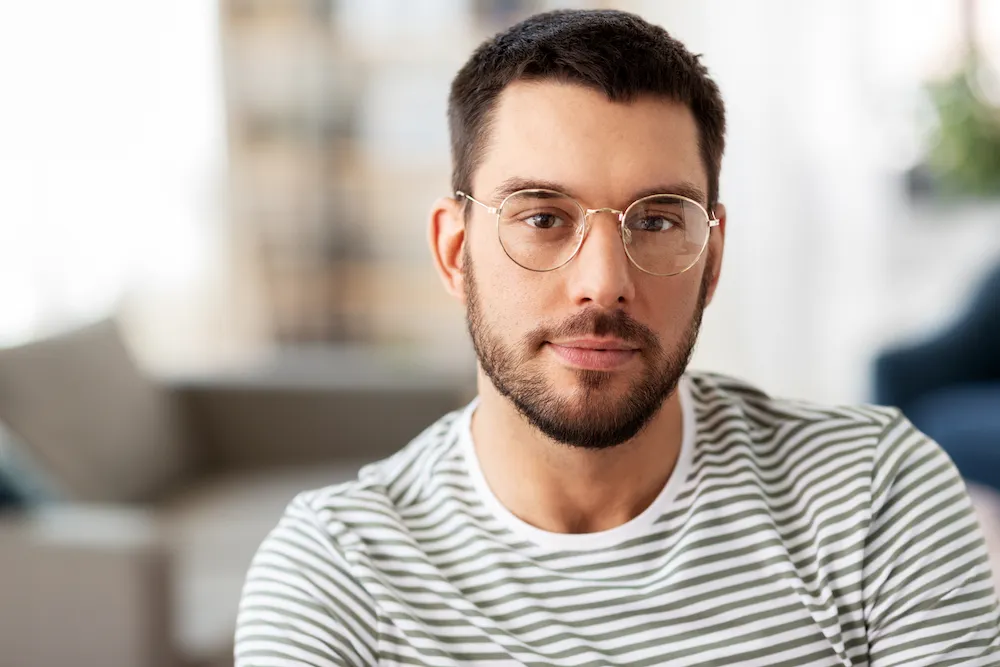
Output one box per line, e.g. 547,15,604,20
925,55,1000,197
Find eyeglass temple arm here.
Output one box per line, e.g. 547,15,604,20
708,204,721,226
455,190,498,214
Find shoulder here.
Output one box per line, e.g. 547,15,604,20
292,404,471,538
686,371,907,460
683,371,925,500
687,370,900,433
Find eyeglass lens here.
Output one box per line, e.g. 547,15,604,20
497,190,710,275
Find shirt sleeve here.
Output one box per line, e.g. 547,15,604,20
235,493,379,666
863,414,1000,666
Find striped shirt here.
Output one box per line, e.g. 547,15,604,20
235,372,1000,666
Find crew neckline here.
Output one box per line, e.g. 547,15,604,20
459,376,696,551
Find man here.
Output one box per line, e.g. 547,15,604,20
236,9,1000,666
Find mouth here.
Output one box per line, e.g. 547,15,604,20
546,338,639,371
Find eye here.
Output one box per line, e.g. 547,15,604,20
630,215,678,232
522,212,567,229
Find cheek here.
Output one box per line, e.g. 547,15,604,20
482,269,548,334
639,272,704,336
473,259,556,339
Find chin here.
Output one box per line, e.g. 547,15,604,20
544,377,630,411
550,365,631,392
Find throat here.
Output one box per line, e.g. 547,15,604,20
470,389,684,537
525,476,666,534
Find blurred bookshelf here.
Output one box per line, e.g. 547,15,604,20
217,0,553,350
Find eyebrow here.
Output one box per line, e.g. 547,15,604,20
490,177,709,208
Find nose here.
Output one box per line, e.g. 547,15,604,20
565,211,636,308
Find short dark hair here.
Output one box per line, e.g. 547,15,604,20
448,9,727,207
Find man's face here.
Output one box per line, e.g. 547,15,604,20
462,81,722,449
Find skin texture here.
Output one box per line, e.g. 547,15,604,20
429,80,727,535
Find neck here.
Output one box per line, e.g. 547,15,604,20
470,373,686,535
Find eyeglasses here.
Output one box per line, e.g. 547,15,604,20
455,188,720,276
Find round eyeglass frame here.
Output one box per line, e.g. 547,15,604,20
455,188,720,276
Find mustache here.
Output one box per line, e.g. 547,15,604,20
523,309,660,351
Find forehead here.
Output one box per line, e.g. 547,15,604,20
474,80,707,207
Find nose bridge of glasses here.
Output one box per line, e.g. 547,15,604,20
581,207,625,239
583,207,625,223
578,207,631,251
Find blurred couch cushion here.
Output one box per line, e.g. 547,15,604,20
0,319,193,503
908,382,1000,492
160,462,365,663
0,465,24,509
0,421,55,509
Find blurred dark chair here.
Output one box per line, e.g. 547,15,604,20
0,318,469,667
873,260,1000,492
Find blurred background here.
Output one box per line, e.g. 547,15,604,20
0,1,998,666
1,0,998,397
0,0,1000,401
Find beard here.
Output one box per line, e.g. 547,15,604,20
465,253,710,450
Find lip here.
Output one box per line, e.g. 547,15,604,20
552,338,638,351
547,339,639,371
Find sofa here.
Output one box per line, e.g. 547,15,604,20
0,319,471,667
873,259,1000,492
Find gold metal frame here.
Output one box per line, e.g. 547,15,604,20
455,188,720,276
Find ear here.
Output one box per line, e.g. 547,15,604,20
428,195,468,303
703,202,726,306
